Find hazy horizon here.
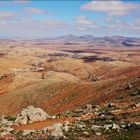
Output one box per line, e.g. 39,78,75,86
0,34,140,40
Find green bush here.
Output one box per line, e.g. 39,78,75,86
4,116,16,121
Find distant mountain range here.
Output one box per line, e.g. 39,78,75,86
33,35,140,47
0,35,140,47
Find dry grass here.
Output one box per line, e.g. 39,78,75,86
0,41,140,116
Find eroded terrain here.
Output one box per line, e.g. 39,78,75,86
0,36,140,139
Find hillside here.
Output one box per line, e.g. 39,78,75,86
0,37,140,139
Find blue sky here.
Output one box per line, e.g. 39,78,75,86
0,0,140,38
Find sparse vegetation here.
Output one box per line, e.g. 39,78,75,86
0,37,140,139
4,116,16,122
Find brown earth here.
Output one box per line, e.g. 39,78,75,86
0,41,140,117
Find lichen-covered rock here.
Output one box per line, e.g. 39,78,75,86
15,106,50,125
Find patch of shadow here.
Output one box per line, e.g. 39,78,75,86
122,41,140,47
62,50,85,53
62,49,102,54
81,56,114,62
0,52,6,57
63,42,79,45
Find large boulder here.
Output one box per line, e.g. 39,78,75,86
15,106,50,125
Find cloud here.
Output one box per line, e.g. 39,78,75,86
0,3,139,39
81,1,140,16
134,19,140,26
24,8,48,14
0,1,30,6
74,14,140,36
12,1,30,5
76,16,93,25
75,16,96,31
0,13,139,38
0,11,17,19
0,13,73,38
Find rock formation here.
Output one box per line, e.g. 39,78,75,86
15,106,50,125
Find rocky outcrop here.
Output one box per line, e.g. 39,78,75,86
0,103,140,139
87,73,99,82
15,106,50,125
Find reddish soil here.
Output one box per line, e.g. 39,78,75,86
13,117,77,130
13,114,97,131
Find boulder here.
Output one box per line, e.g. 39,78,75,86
0,127,14,136
107,102,115,108
0,117,14,126
88,74,99,82
0,131,10,136
83,131,90,136
98,111,113,117
112,123,120,130
22,130,36,136
136,102,140,107
104,124,112,130
15,106,50,125
84,104,94,113
130,90,140,96
63,121,69,132
50,123,64,138
91,125,101,131
127,83,133,89
96,132,101,136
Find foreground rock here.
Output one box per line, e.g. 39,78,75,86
50,123,64,138
15,106,51,125
0,103,140,139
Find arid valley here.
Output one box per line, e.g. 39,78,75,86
0,35,140,139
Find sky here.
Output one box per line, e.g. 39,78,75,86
0,0,140,38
